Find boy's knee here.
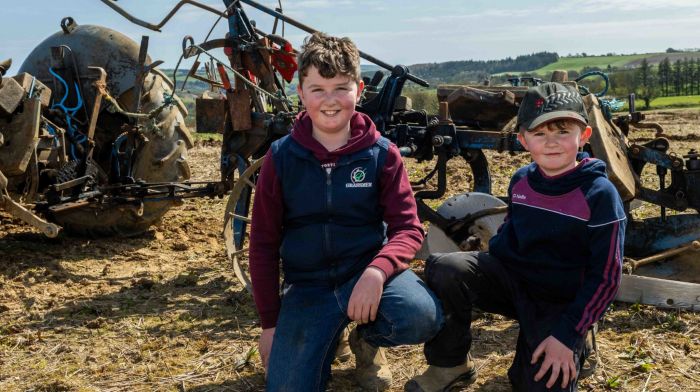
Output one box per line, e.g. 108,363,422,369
410,296,444,341
368,284,444,345
384,305,443,345
425,252,477,293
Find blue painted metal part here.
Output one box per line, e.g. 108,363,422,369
635,146,678,170
223,0,254,43
232,155,252,249
46,124,61,148
464,149,491,194
358,66,409,134
111,134,133,178
49,67,86,160
455,130,525,152
625,214,700,257
223,0,240,36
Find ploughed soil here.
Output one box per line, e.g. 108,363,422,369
1,109,699,391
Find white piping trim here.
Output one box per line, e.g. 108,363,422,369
512,200,589,222
587,216,627,228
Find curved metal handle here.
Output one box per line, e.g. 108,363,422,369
60,17,77,34
99,0,227,32
182,35,195,57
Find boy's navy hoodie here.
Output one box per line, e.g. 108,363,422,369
489,158,626,349
249,112,423,329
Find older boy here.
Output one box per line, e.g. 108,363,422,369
249,32,443,391
406,82,626,392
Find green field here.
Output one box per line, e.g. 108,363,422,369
534,54,652,73
533,51,700,74
490,53,650,77
648,95,700,108
618,95,700,111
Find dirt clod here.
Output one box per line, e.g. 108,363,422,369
132,277,155,290
173,272,198,287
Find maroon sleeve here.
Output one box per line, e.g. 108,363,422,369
368,143,424,279
249,149,283,329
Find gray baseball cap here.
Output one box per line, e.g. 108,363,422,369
516,82,589,131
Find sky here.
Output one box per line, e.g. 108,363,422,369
3,0,700,74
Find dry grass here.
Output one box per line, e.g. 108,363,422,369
1,109,700,391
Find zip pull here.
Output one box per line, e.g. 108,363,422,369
325,166,332,214
325,167,332,184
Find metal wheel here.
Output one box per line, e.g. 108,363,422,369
416,192,507,259
223,157,263,293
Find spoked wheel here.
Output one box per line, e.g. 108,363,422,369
223,157,264,293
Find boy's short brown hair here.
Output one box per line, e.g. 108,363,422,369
297,32,361,86
527,118,586,133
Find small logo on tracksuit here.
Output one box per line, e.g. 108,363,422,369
346,167,372,188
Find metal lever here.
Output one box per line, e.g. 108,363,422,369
628,239,700,271
0,193,61,238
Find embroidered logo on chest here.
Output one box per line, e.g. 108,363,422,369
346,167,372,188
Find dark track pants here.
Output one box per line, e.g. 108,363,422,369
423,252,586,392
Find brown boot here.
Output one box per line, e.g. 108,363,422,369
335,326,352,362
349,327,392,391
404,355,477,392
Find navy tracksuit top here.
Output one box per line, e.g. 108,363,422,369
270,134,390,285
489,158,626,348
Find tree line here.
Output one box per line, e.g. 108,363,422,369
410,52,559,85
635,57,700,106
488,56,700,109
596,57,700,108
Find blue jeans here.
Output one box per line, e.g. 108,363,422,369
266,269,444,391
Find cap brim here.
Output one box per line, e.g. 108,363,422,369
526,111,587,131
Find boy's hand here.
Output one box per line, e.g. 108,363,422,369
532,335,576,389
347,267,386,324
259,327,276,372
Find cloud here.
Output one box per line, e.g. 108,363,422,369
405,8,535,24
549,0,700,13
333,9,700,64
5,0,700,67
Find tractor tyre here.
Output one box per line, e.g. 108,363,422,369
52,71,193,237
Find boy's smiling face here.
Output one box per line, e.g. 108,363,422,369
517,119,592,177
297,65,364,141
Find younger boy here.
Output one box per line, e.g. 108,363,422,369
249,32,443,391
406,82,626,392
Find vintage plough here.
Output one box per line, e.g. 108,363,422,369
1,0,698,310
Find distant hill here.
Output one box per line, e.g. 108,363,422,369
533,51,700,74
405,52,559,85
401,50,700,85
163,50,700,94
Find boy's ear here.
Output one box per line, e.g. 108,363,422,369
580,126,592,143
356,80,365,103
516,132,529,151
297,85,305,105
